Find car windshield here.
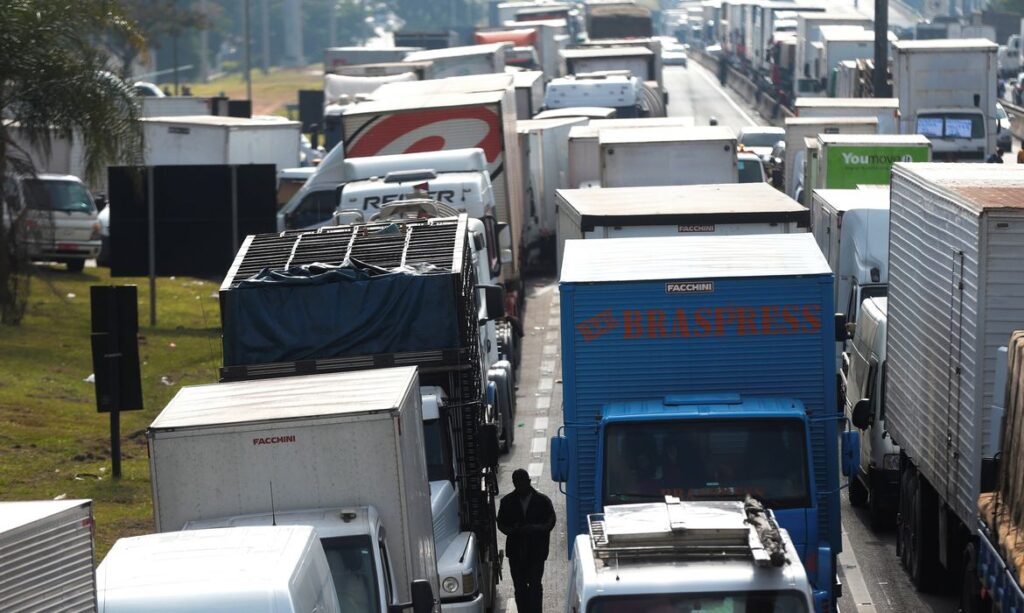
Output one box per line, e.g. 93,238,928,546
588,591,810,613
24,180,95,214
321,535,381,612
603,418,810,508
740,131,785,147
737,159,764,183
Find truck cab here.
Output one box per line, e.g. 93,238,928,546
914,109,989,162
843,297,898,529
567,497,815,613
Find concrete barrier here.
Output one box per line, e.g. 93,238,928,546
1006,101,1024,140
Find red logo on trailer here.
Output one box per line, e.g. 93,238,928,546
575,304,823,342
345,106,504,166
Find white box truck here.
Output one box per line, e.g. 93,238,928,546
96,526,351,613
513,70,545,119
139,96,211,117
324,46,422,73
556,182,809,270
794,98,899,133
783,116,879,201
147,366,439,610
0,499,96,612
139,115,301,170
599,126,738,187
567,117,696,188
892,39,999,162
404,43,509,79
794,14,873,96
884,163,1024,590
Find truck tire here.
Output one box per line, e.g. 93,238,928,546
848,474,868,507
902,467,940,591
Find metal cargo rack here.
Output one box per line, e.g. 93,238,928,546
587,496,787,568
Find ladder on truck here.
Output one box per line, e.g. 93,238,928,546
587,496,788,568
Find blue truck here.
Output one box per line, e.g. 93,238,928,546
550,233,841,609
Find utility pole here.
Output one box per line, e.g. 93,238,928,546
872,0,890,97
261,0,270,74
244,0,253,102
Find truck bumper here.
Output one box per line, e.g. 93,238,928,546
440,592,485,612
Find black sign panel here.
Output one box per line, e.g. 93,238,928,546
107,165,277,278
298,90,325,132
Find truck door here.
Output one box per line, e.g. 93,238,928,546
945,250,966,502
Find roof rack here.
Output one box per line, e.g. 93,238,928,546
586,496,787,568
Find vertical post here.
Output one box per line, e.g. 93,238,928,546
873,0,890,98
172,35,180,95
147,167,157,327
261,0,270,74
104,289,122,479
244,0,253,103
231,165,240,254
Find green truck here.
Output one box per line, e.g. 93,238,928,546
803,134,932,206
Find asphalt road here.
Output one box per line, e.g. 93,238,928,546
496,61,961,612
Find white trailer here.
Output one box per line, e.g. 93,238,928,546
513,70,545,119
783,115,878,201
324,46,422,73
404,43,510,79
885,163,1024,589
139,97,211,117
556,182,809,270
477,23,561,79
139,115,301,170
892,39,999,161
817,27,895,85
567,117,697,188
147,366,439,607
0,499,96,612
794,14,873,96
598,126,738,188
517,116,587,266
794,98,898,133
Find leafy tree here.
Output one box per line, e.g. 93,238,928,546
108,0,212,80
387,0,483,32
0,0,144,324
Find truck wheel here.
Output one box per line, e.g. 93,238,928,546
905,471,941,591
848,474,868,507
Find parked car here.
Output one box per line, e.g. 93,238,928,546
662,41,689,67
997,102,1012,151
3,174,101,272
737,151,767,183
738,126,786,162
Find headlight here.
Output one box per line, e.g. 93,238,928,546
442,577,459,594
883,453,900,471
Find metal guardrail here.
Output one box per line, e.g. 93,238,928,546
1003,100,1024,140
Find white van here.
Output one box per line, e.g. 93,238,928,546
843,296,898,529
3,174,101,271
96,526,341,612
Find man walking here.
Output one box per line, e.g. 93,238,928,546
497,468,556,613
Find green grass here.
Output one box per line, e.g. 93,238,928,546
171,64,324,116
0,265,222,558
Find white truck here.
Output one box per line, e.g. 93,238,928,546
794,98,899,133
567,497,815,613
567,117,696,188
139,115,301,171
598,126,738,188
403,43,510,79
138,96,211,117
476,24,562,80
147,367,442,612
544,73,650,118
555,182,809,270
516,117,587,268
783,115,879,201
324,46,422,73
0,499,96,612
884,163,1024,590
95,526,353,613
892,39,999,162
794,14,873,97
512,70,545,119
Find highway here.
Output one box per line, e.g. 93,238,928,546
495,61,959,612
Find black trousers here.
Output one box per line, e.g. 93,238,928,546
508,556,545,613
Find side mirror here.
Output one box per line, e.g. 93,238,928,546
851,398,872,430
834,313,850,342
477,284,506,320
550,435,568,482
478,422,500,469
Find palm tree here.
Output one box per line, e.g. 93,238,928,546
0,0,144,324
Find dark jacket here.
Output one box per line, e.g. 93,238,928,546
497,488,556,562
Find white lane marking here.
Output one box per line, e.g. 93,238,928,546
534,417,549,431
531,437,547,454
528,462,544,478
541,359,555,373
839,524,877,612
545,331,558,341
694,64,757,127
536,396,551,410
543,344,556,355
539,377,553,392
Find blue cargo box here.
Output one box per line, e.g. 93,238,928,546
558,233,839,557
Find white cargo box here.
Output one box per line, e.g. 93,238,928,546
404,42,510,79
783,116,878,200
513,70,545,119
0,499,96,612
794,98,898,133
324,46,421,73
567,117,696,188
560,47,655,80
147,366,436,603
140,115,301,170
886,164,1024,529
556,183,809,269
139,97,211,117
544,74,639,110
599,126,738,188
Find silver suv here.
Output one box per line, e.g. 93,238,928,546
3,174,101,272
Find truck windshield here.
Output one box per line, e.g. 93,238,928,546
422,419,449,482
321,535,382,613
587,591,809,613
916,113,984,139
603,418,810,508
23,180,95,214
